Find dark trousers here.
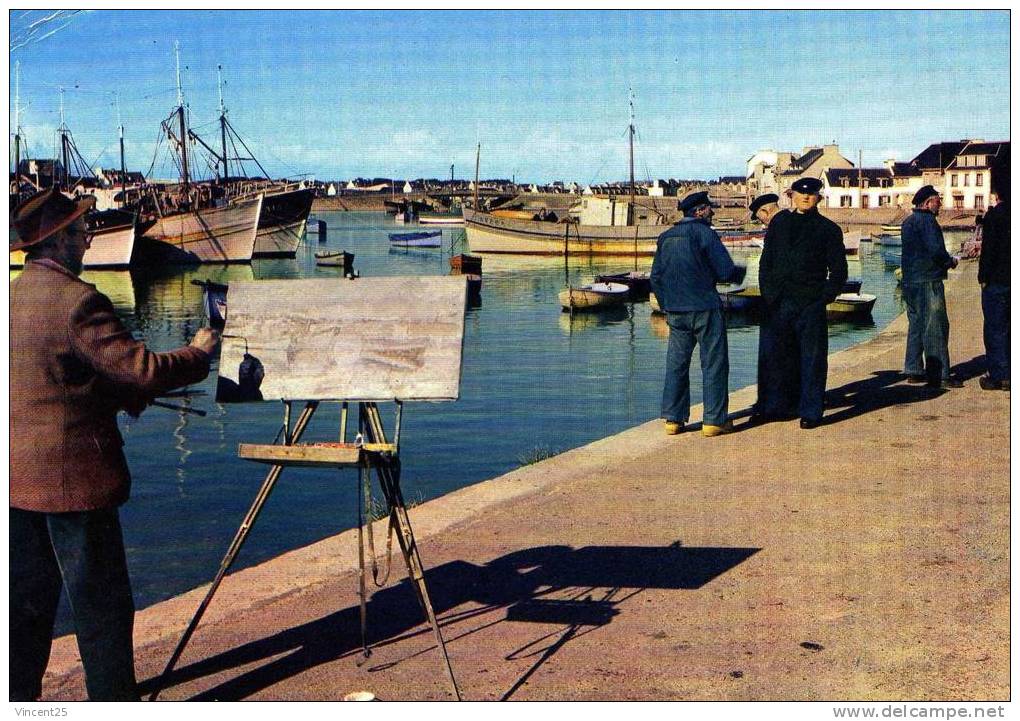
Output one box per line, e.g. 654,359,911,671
758,296,829,422
661,309,730,426
901,280,951,382
10,507,138,701
982,284,1010,382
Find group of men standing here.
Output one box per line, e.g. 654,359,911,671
651,165,1010,437
651,177,847,435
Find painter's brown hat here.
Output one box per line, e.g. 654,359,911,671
10,188,95,251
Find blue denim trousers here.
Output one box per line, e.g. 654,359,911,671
661,308,729,426
10,507,138,701
901,280,951,382
758,297,829,422
982,283,1010,382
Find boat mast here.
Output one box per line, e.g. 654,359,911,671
115,92,126,205
175,41,190,190
218,64,228,183
59,86,69,188
473,142,480,210
629,88,638,270
13,61,21,206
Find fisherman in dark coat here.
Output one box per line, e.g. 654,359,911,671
978,153,1010,391
747,193,789,419
756,177,848,428
9,189,219,700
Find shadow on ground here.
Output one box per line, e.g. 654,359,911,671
141,543,759,700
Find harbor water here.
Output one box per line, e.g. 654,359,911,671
33,212,959,634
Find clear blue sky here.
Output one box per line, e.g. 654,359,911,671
9,9,1010,184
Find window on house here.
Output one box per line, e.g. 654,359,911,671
976,174,983,187
963,174,969,187
861,195,870,209
975,196,985,210
953,195,964,209
840,195,852,207
878,195,891,206
951,174,958,187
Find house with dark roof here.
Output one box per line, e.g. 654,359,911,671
746,144,852,205
822,167,902,209
902,139,1008,210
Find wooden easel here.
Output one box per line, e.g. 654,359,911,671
148,399,461,701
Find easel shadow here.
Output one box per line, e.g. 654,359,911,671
139,543,759,700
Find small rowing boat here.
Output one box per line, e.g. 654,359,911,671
558,281,629,311
390,231,442,247
314,250,355,275
826,292,877,320
594,270,651,298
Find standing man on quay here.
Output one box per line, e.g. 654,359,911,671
977,155,1010,391
651,190,745,437
10,189,219,701
900,185,961,388
747,192,788,419
756,177,848,429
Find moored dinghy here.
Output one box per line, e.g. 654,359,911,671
826,292,877,320
559,281,629,311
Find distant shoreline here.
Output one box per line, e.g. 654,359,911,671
312,194,980,230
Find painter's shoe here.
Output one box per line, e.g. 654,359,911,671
664,420,684,435
702,420,734,437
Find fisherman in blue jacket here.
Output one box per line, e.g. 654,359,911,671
900,185,961,388
650,190,745,437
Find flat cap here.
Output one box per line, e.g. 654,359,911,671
790,177,823,195
912,185,940,206
679,190,717,214
748,193,779,215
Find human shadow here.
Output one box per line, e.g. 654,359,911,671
139,543,759,700
817,355,987,427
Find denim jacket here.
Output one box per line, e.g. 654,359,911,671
901,209,954,284
650,217,738,312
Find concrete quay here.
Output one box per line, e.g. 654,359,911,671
41,261,1008,701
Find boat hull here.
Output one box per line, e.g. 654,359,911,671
253,188,314,258
826,293,877,320
559,282,630,311
137,195,262,264
464,208,666,255
419,215,464,225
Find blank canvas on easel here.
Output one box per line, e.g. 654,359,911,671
215,276,467,403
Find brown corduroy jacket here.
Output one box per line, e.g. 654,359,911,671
10,260,212,512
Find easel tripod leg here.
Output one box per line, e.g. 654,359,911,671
362,403,462,700
148,401,319,701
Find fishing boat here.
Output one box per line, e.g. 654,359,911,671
464,90,671,256
826,292,877,320
875,233,902,247
251,186,314,258
419,214,464,225
135,48,261,265
881,224,902,234
718,229,765,248
450,253,482,273
558,281,630,312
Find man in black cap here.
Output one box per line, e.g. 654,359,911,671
748,193,784,227
756,177,848,428
900,184,960,388
651,190,745,437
